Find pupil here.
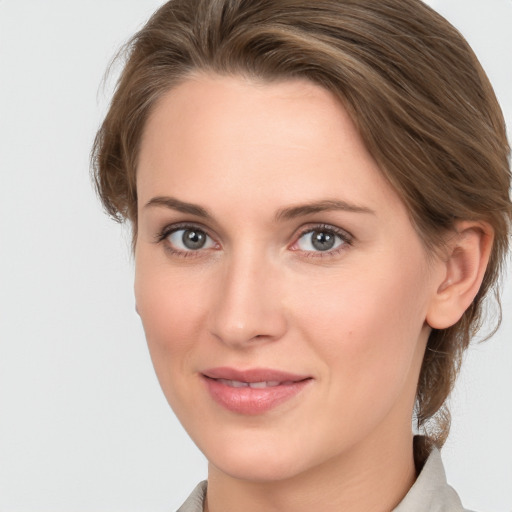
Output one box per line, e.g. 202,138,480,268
182,229,206,250
312,231,335,251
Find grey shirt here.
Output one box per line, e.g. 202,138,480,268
177,448,469,512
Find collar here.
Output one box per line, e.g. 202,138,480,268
392,446,466,511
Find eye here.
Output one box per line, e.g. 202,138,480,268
165,227,216,252
294,227,350,253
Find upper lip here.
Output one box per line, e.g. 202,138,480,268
202,367,311,383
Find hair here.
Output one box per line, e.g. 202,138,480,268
91,0,512,450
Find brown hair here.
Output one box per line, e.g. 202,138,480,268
91,0,512,448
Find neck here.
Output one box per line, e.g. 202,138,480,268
206,429,417,512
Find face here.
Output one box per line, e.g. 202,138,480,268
135,74,440,482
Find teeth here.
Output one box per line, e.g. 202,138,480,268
249,381,281,388
217,379,282,388
218,379,248,387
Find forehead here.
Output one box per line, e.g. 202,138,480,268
139,73,356,164
136,73,403,220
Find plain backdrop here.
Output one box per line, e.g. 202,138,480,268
0,1,511,511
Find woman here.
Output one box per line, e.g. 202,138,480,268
92,0,511,510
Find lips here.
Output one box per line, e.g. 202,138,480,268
201,367,312,415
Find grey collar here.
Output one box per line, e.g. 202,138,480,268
393,447,466,511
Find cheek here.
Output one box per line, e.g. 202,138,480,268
284,260,431,447
134,258,208,377
287,252,431,386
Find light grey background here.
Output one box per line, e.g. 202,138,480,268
0,1,510,511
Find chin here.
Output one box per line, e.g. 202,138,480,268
198,427,327,483
211,452,306,483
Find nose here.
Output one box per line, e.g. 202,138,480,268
207,250,288,349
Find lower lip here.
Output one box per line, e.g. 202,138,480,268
203,377,312,415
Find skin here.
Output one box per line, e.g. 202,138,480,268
134,74,492,512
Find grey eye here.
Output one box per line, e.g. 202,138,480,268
296,229,344,252
167,228,215,251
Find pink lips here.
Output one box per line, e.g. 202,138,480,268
201,367,312,415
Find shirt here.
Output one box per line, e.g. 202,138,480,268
176,448,469,512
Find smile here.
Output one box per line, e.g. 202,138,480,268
201,367,312,415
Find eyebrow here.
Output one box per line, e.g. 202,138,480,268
144,196,375,221
275,199,375,221
145,196,211,218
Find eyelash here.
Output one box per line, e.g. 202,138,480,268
155,222,216,259
155,222,353,259
292,224,353,258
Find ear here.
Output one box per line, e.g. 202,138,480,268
426,221,494,330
